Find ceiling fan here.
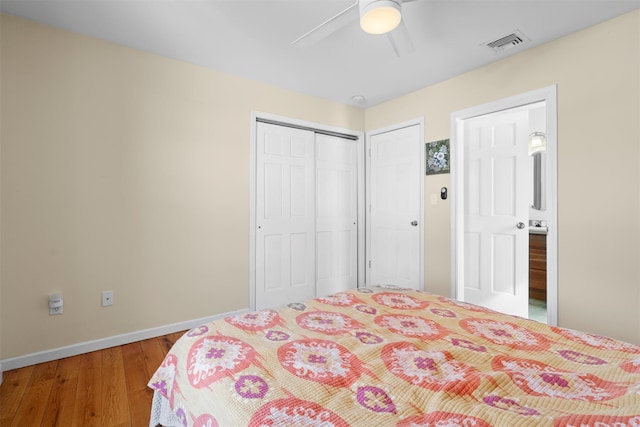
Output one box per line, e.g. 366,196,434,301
292,0,417,56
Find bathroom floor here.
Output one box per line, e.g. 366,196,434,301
528,298,547,323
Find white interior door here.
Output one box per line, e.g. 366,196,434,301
452,86,558,325
255,122,316,309
368,123,423,289
315,134,358,296
460,109,530,317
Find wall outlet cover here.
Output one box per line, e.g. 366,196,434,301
102,290,114,307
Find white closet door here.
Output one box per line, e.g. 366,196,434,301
315,133,358,296
255,123,316,309
369,125,422,289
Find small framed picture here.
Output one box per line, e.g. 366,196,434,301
426,139,450,175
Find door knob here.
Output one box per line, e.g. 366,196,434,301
411,220,418,226
516,222,526,229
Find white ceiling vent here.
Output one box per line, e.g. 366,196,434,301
483,30,530,53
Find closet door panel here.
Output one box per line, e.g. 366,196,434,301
315,133,357,297
256,123,315,309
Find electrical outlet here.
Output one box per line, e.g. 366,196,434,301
102,290,114,307
49,292,63,315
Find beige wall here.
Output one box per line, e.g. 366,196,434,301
0,14,364,360
1,10,639,362
367,10,640,344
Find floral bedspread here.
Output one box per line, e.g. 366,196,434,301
148,287,640,426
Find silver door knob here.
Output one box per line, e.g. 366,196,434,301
516,222,526,229
411,220,418,226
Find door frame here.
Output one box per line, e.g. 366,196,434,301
365,118,425,288
249,112,365,310
450,86,558,325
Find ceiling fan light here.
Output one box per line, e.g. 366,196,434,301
360,0,402,35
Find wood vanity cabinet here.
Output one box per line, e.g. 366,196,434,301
529,233,547,302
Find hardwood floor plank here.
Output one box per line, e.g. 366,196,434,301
122,342,153,427
158,335,176,356
10,360,57,427
121,342,149,391
101,346,130,427
72,350,103,427
128,387,155,427
1,414,15,426
0,364,35,422
41,355,82,427
167,331,186,344
139,337,166,378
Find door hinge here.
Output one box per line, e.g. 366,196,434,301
368,147,371,157
368,260,372,268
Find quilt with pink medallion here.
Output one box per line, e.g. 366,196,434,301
148,287,640,427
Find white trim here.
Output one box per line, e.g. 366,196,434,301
249,113,258,311
249,112,366,310
0,308,250,372
356,126,366,287
365,117,426,289
450,85,558,326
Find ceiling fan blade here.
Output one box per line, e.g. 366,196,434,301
292,1,359,48
387,20,415,57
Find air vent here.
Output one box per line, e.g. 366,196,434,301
484,30,530,53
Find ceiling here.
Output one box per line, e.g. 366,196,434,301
2,0,639,107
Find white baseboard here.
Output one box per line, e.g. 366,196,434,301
0,308,250,372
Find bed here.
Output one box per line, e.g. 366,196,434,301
148,287,640,426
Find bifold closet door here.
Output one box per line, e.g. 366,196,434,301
255,122,316,309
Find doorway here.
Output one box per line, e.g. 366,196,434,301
451,86,558,325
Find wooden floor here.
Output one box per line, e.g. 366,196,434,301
0,331,186,427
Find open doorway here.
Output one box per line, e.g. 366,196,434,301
450,86,558,326
527,103,549,323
